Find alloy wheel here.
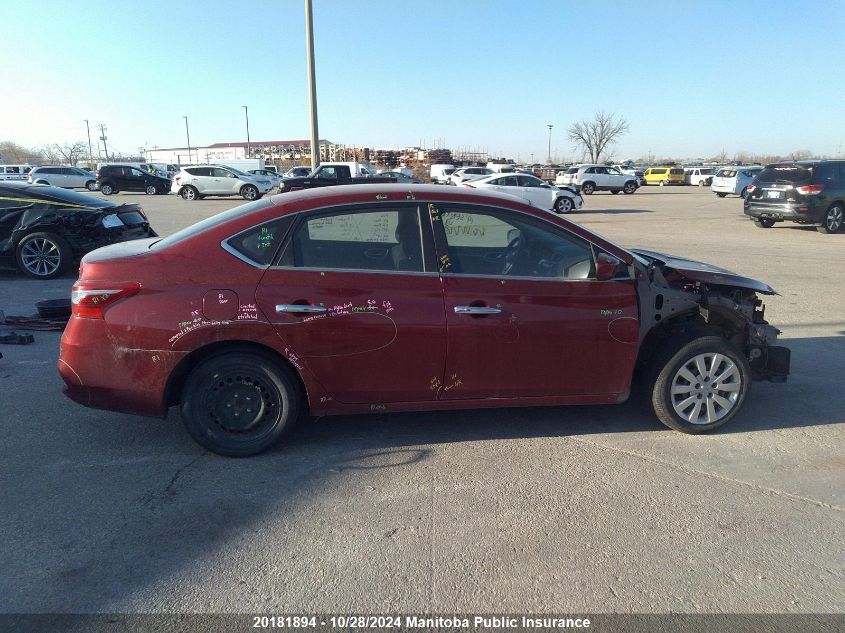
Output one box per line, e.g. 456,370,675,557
670,352,741,425
20,237,62,277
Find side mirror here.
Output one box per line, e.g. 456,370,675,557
595,253,623,281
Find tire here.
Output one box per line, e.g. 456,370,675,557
753,218,775,228
85,180,97,191
623,181,637,194
554,196,573,214
15,232,72,279
697,180,705,187
716,192,727,198
610,189,620,195
660,180,667,187
648,336,751,434
740,186,748,199
100,182,115,195
145,184,157,195
180,185,199,201
817,204,844,234
581,182,595,195
241,184,259,200
180,352,300,457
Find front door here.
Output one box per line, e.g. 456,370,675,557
433,204,639,400
255,203,446,404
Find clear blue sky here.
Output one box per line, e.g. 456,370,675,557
2,0,844,162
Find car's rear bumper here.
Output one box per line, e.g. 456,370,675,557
744,201,823,224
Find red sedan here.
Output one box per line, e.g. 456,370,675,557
59,185,789,456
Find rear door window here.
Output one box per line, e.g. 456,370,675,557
224,217,295,266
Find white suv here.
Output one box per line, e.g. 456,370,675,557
448,166,494,186
28,166,98,190
172,165,273,201
556,164,639,195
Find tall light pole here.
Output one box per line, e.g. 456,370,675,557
305,0,320,170
183,116,192,164
84,120,94,167
547,124,553,163
242,105,250,157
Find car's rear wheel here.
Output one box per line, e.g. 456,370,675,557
623,181,637,194
15,232,72,279
753,218,775,228
241,184,259,200
581,182,595,195
86,180,97,191
554,196,573,214
145,184,157,195
697,180,705,187
660,180,667,186
180,352,300,457
100,183,115,195
180,185,199,201
740,186,748,199
716,192,727,198
648,336,750,434
817,204,844,234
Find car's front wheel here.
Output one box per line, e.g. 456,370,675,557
100,183,115,195
753,218,775,228
180,352,300,457
623,181,637,194
15,232,72,279
241,184,259,200
86,180,97,191
581,182,595,195
648,336,750,434
145,184,157,195
180,185,199,201
554,196,573,214
817,205,844,234
716,192,727,198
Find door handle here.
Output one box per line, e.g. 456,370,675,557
454,306,501,315
276,304,327,314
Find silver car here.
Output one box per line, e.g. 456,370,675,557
28,166,98,190
711,166,763,198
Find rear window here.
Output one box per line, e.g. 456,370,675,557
565,167,579,174
669,169,684,175
756,165,812,184
152,198,274,249
716,169,736,177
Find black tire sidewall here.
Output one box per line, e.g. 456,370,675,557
180,352,299,457
15,231,72,279
649,336,751,434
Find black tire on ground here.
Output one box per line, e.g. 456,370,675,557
697,180,705,187
180,352,300,457
15,232,72,279
817,204,844,234
100,183,115,195
610,189,620,195
86,180,97,191
241,184,259,200
647,336,751,434
180,185,199,200
623,181,637,194
554,196,573,214
581,182,595,195
145,184,157,195
660,180,667,186
753,218,775,228
716,192,727,198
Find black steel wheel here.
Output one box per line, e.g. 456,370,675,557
180,352,299,457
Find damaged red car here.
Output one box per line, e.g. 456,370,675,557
59,185,790,456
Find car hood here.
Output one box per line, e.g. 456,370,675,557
632,249,776,294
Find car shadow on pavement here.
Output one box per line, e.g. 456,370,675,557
2,335,842,613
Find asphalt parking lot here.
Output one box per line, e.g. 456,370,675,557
0,186,843,614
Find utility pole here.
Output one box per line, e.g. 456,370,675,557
84,120,94,167
242,106,251,157
98,124,109,161
547,124,553,163
183,116,192,164
305,0,320,171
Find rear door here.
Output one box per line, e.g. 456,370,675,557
255,203,446,404
432,204,639,400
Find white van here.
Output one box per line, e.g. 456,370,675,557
0,164,35,181
430,164,456,184
316,161,377,177
486,162,516,174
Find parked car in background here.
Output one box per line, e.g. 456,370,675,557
58,184,788,456
0,165,34,181
449,167,493,186
97,165,171,196
378,171,424,184
0,182,156,278
284,166,311,178
249,169,283,188
486,163,517,174
463,173,584,213
556,164,639,195
643,167,687,186
744,160,845,234
685,167,716,187
430,164,457,184
278,164,393,193
613,165,646,186
711,166,763,198
28,166,98,191
172,165,272,201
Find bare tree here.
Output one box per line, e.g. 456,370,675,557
567,111,629,164
0,141,44,164
54,141,88,166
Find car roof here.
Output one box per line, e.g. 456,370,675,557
0,181,118,207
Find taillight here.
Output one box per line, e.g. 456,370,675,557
796,184,824,195
746,184,756,194
71,282,140,319
175,175,181,182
